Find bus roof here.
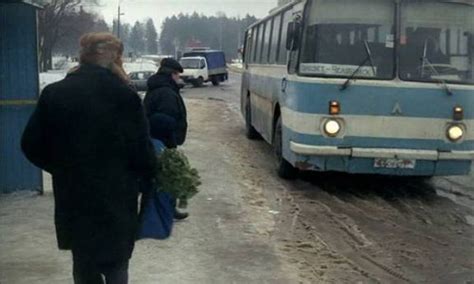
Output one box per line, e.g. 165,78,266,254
184,49,224,54
438,0,474,5
414,0,474,5
247,0,302,31
246,0,473,32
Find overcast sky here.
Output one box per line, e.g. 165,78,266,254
94,0,277,30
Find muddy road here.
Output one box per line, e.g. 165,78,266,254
181,72,474,283
1,72,472,283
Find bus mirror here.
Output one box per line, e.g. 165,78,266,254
286,21,301,51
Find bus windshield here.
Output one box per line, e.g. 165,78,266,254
399,1,474,84
299,0,395,79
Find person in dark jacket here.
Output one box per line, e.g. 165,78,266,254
148,113,178,146
144,58,187,149
21,33,156,284
144,58,189,219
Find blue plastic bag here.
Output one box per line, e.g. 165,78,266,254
138,189,174,240
151,139,166,153
137,138,174,240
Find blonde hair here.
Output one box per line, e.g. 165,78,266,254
79,32,129,83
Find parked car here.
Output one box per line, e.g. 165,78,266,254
129,71,155,92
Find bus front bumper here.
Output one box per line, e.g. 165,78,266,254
290,142,474,161
289,141,474,176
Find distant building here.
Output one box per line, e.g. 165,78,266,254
0,0,43,193
185,39,210,52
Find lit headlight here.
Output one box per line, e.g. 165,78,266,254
324,120,341,137
447,125,464,141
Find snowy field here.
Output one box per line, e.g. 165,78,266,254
39,71,68,91
39,57,159,91
123,58,158,73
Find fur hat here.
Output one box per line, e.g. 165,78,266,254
79,33,123,64
79,33,129,83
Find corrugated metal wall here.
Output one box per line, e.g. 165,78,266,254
0,2,42,193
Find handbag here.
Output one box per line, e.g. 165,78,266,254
138,189,174,240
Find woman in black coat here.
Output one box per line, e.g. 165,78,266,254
21,33,156,284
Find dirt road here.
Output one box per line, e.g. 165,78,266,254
1,72,473,283
182,73,474,283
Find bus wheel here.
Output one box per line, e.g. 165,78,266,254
245,99,260,140
274,116,298,179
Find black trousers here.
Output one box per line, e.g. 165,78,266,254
72,253,129,284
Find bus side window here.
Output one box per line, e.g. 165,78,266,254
244,31,253,64
249,28,257,64
257,22,268,64
278,9,292,65
270,14,282,64
253,25,261,63
262,19,273,64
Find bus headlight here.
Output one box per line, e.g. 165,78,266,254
447,125,464,142
324,120,341,137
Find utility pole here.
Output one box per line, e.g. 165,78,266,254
219,18,223,50
117,5,124,39
238,29,241,48
173,38,180,59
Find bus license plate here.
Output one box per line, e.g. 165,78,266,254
374,158,416,169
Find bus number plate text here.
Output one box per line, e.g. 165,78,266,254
374,158,416,169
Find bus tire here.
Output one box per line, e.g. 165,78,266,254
274,116,298,180
245,99,260,140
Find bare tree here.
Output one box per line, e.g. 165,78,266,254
55,9,110,57
38,0,100,71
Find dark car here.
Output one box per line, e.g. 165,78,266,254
129,70,185,94
129,71,155,92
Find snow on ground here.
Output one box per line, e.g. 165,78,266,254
40,58,158,91
53,58,77,71
39,57,77,91
227,63,243,73
39,71,68,91
123,59,158,74
229,63,243,69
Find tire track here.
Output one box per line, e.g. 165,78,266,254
285,187,414,283
210,98,473,283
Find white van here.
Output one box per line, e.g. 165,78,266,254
180,57,209,87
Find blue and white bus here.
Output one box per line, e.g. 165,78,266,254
241,0,473,179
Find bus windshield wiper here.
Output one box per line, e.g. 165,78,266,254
340,41,376,91
420,40,453,96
